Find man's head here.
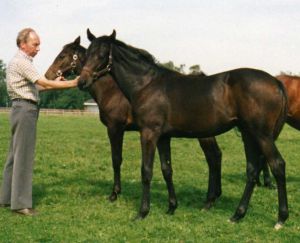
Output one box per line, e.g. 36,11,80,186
17,28,40,57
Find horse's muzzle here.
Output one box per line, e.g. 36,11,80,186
78,79,89,91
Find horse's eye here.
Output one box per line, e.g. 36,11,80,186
59,55,65,59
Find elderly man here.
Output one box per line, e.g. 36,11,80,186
0,28,79,216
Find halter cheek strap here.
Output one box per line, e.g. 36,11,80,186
71,54,78,68
92,44,113,81
56,53,79,77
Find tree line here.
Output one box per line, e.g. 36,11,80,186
0,59,202,108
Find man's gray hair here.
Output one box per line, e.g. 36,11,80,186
16,28,36,47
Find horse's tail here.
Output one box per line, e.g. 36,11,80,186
273,78,288,140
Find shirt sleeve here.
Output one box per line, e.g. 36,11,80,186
18,59,42,84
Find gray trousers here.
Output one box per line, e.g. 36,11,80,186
0,100,39,210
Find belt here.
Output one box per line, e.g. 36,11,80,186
12,98,38,106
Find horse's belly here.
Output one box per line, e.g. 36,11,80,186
167,114,235,137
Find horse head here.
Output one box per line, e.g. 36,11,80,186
45,36,86,80
78,30,116,90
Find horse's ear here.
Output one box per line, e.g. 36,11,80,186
87,28,96,42
110,30,116,40
74,36,81,45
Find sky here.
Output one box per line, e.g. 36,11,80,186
0,0,299,76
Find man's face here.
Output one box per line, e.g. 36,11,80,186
20,32,40,57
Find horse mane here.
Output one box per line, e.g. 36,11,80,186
115,39,159,65
114,39,185,78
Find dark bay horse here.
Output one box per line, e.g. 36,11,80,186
78,30,288,229
45,35,223,211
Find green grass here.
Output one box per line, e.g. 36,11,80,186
0,113,300,242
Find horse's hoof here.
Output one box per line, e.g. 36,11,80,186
134,209,149,220
166,208,175,215
264,183,276,190
166,203,177,215
202,201,214,211
133,214,144,221
108,192,118,202
274,222,284,230
227,218,237,224
134,211,148,221
229,214,241,224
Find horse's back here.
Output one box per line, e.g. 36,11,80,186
141,68,287,138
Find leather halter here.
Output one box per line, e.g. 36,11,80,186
92,44,113,81
56,53,79,77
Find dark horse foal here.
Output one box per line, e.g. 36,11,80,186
79,31,288,229
45,35,222,210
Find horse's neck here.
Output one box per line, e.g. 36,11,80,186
113,51,157,100
89,75,119,103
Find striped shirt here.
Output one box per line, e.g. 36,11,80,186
6,50,42,102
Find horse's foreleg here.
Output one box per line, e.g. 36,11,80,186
230,132,259,222
136,128,159,219
198,137,222,210
107,126,124,202
157,136,178,215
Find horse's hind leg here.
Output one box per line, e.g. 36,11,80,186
230,132,288,228
157,137,178,214
230,131,261,222
107,126,125,201
257,137,288,229
259,159,273,188
198,137,222,209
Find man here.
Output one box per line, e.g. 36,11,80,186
0,28,79,216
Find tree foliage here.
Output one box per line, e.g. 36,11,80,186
39,73,92,109
189,64,201,74
160,61,202,74
0,60,91,109
39,88,91,109
1,59,206,109
160,61,186,73
0,60,9,107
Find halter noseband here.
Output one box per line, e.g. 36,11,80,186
56,53,79,77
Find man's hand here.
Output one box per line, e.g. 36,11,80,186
55,76,65,81
36,75,79,91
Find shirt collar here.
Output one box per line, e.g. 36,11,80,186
17,49,33,62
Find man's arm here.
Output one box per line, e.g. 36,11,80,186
35,76,79,91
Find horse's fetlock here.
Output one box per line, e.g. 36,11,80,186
237,206,247,216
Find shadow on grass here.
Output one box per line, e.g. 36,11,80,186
33,174,244,217
32,172,283,225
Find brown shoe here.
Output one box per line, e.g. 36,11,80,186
13,208,37,216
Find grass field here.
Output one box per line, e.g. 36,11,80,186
0,113,300,242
